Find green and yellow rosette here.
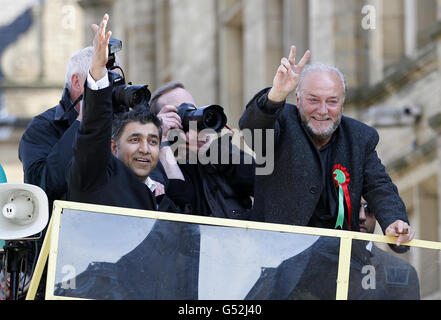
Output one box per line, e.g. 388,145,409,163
333,164,351,230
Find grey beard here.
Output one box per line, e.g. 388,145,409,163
303,114,342,143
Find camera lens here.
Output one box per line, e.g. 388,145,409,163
112,85,150,111
132,90,143,106
177,103,227,132
203,110,220,129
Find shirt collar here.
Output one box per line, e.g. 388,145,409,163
145,177,157,193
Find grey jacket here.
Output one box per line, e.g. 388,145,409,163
239,88,409,233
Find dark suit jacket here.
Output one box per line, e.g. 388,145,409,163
19,88,80,212
67,85,159,212
239,88,409,233
166,137,256,220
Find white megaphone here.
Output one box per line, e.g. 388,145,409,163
0,183,49,240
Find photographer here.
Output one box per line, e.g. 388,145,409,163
149,81,256,220
66,14,175,213
17,46,97,300
18,46,94,212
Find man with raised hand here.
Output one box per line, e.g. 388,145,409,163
67,14,171,212
239,46,414,250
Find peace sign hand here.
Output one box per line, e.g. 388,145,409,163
268,46,311,103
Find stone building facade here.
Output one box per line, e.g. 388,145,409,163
0,0,440,298
0,0,84,182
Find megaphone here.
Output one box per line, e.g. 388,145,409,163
0,183,49,240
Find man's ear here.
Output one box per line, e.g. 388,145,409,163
71,74,81,92
111,139,118,156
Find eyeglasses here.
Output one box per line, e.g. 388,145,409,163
361,203,373,216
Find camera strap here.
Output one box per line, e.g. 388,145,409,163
62,94,83,121
224,124,234,134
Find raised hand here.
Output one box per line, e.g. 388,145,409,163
268,46,311,102
90,13,112,81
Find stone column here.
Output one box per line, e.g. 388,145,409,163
428,12,441,284
243,0,267,102
77,0,115,47
309,0,336,65
243,0,284,101
437,0,441,72
169,0,217,106
404,0,417,57
309,0,369,89
114,0,155,86
283,0,309,59
153,0,171,87
364,0,383,86
41,0,85,84
428,110,441,260
265,0,284,87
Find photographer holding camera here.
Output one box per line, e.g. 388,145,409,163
149,81,256,220
66,14,176,212
18,44,99,300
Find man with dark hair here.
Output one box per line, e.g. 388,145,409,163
111,109,162,143
67,14,173,212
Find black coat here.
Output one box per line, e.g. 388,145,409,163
19,88,79,210
67,85,170,212
166,138,256,220
239,89,409,233
18,87,167,211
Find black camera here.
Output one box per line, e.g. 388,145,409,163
107,38,151,114
177,103,227,133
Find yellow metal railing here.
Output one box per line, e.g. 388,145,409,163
26,200,441,300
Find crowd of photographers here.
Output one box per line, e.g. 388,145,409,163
19,16,255,221
9,13,418,299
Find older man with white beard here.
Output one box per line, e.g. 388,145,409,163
239,46,414,251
